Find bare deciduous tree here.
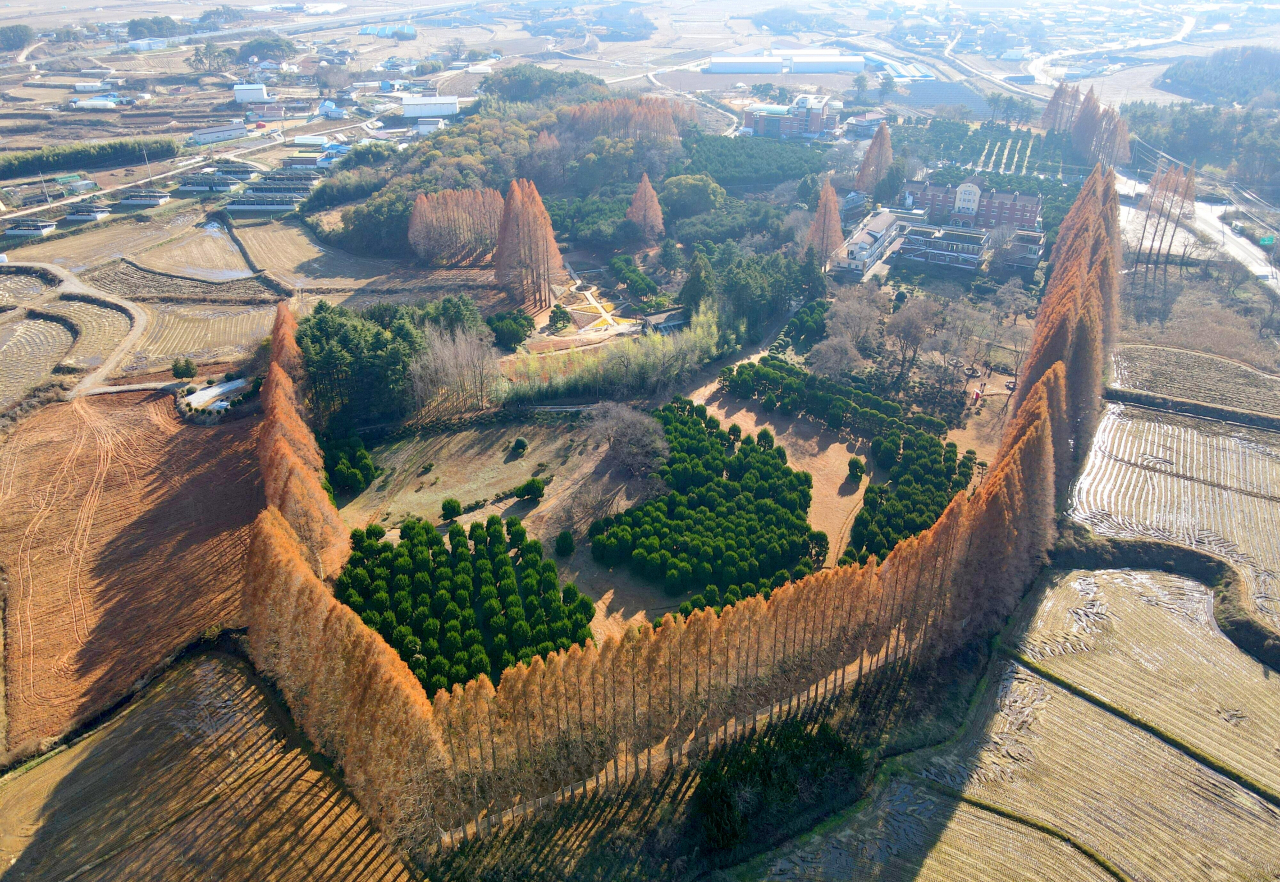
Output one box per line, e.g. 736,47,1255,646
591,402,668,478
409,325,505,417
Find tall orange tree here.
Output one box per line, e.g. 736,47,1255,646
626,172,664,243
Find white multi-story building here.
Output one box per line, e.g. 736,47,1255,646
831,210,901,277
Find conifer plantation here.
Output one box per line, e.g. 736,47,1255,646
241,169,1121,858
854,122,894,192
408,188,504,266
626,172,664,243
494,178,565,312
807,178,845,264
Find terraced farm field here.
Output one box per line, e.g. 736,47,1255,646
0,653,410,881
37,297,132,370
6,211,201,272
1071,404,1280,624
0,392,262,756
84,262,277,305
0,274,50,309
1113,344,1280,417
134,222,254,282
0,319,74,409
917,663,1280,881
762,779,1114,882
124,303,274,373
1018,569,1280,797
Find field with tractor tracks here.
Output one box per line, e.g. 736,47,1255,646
0,653,410,881
1070,404,1280,625
0,275,50,310
0,392,261,756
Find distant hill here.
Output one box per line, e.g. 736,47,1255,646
1158,46,1280,106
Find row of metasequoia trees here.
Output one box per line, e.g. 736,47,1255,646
407,178,565,312
854,121,893,193
1042,83,1131,168
242,167,1118,861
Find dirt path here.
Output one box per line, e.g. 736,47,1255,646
2,262,149,397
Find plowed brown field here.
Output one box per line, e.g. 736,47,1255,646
0,392,262,758
0,652,410,881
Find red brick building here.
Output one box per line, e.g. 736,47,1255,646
742,94,840,140
902,176,1042,231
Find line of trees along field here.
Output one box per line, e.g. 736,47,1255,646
1042,83,1131,168
242,168,1119,860
0,138,178,181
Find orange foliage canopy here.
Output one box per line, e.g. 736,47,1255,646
408,188,504,267
626,172,664,243
494,178,564,313
807,178,845,263
854,122,893,193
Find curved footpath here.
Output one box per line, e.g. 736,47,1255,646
4,262,149,398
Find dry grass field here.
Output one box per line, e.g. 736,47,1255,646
6,211,202,273
134,223,254,282
916,662,1280,880
0,653,410,881
122,303,274,375
0,392,262,756
1120,278,1280,373
1071,404,1280,625
340,418,666,638
235,222,403,291
1017,569,1280,797
0,320,74,410
756,779,1115,882
37,298,132,371
84,262,277,305
1112,343,1280,417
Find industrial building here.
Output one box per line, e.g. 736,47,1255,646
707,50,863,75
400,94,460,118
177,173,239,193
233,83,271,104
190,122,249,146
707,56,785,74
226,194,305,213
742,94,841,139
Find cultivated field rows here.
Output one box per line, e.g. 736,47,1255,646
123,303,274,374
763,779,1114,882
1112,344,1280,417
0,319,74,409
1071,404,1280,623
1018,569,1280,798
919,663,1280,881
0,654,410,881
38,298,132,370
0,275,49,309
84,262,277,305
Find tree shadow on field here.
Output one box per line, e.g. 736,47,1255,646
5,652,412,881
68,394,264,737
